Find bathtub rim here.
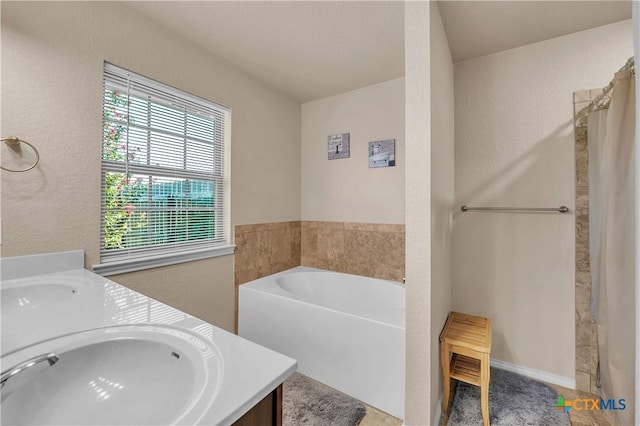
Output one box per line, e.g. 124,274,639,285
239,266,405,329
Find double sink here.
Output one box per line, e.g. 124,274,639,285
1,251,296,425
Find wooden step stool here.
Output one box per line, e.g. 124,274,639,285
440,312,492,426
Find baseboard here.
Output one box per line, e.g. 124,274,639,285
490,358,576,389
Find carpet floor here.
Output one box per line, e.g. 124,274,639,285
447,368,571,426
283,372,366,426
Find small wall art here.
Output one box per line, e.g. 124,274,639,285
368,139,395,168
328,133,350,160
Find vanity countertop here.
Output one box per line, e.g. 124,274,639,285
1,251,297,425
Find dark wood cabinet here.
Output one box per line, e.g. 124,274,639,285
233,384,282,426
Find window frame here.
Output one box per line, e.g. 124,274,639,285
93,63,233,276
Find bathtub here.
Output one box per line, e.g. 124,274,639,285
238,266,405,419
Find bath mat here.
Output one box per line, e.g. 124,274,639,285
447,368,570,426
283,372,366,426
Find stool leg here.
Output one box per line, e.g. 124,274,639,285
441,343,450,413
480,353,490,426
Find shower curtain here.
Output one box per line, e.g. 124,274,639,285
588,69,636,425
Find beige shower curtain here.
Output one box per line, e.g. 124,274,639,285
589,69,636,425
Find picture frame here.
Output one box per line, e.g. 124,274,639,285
328,133,350,160
368,139,395,168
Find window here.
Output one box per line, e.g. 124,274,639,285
94,63,232,275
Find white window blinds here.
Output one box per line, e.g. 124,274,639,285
98,63,231,272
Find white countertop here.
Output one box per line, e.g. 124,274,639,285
1,252,297,425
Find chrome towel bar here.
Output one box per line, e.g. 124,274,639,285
461,205,569,213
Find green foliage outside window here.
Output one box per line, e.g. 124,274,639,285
102,90,216,251
102,90,149,249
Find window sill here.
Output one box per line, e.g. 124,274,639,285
92,245,235,276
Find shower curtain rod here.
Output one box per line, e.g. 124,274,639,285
575,56,635,121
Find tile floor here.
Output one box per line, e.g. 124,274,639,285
547,383,612,426
359,405,402,426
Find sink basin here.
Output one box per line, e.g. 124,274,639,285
1,278,79,314
1,325,221,425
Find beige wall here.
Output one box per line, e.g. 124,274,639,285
404,2,432,424
453,20,633,379
1,2,301,331
429,2,455,421
301,78,405,224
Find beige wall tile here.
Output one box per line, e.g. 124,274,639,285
316,227,345,261
235,230,270,271
316,221,345,230
237,220,405,290
576,193,589,215
311,258,332,270
302,220,405,281
576,185,588,197
575,125,588,149
343,261,376,278
373,265,404,282
576,320,592,373
301,226,318,258
236,223,270,234
576,271,591,321
270,262,292,275
344,230,375,265
301,256,322,269
574,121,598,393
576,149,589,187
576,244,591,274
374,223,405,233
576,370,591,393
235,268,260,286
381,231,405,268
269,221,290,230
344,222,376,231
269,227,293,264
292,227,302,263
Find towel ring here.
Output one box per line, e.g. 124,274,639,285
1,136,40,172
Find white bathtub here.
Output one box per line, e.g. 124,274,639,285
238,266,405,419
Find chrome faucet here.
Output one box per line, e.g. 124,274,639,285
1,353,60,388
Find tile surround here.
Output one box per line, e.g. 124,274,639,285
301,221,405,282
233,220,406,331
573,93,599,394
234,221,301,332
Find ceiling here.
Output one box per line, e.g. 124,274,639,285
439,1,632,63
121,1,405,103
121,1,632,103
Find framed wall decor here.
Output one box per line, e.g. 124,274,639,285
368,139,395,168
328,133,350,160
